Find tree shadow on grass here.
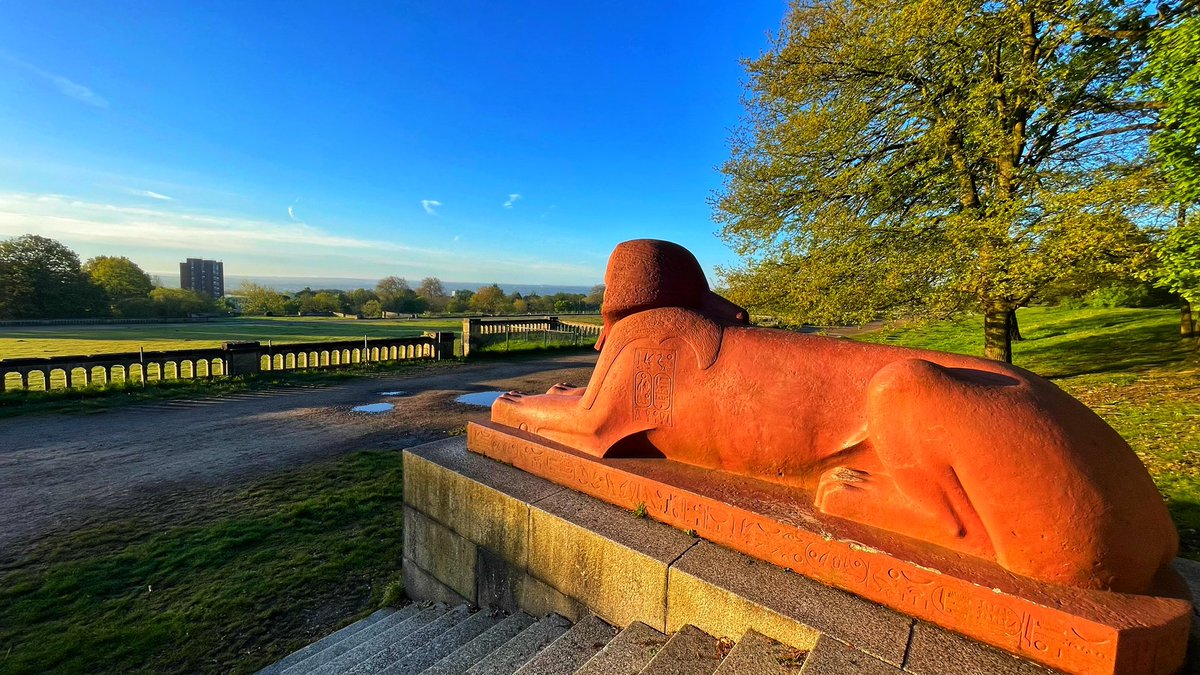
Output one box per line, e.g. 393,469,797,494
1166,494,1200,561
1018,321,1193,379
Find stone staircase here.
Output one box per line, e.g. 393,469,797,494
257,603,809,675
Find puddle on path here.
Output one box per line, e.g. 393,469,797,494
455,391,505,407
352,403,395,413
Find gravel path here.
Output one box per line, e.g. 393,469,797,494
0,352,598,563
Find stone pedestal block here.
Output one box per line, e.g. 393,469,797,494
464,422,1193,675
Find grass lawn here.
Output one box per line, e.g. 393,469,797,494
0,451,407,675
0,317,464,360
854,306,1200,557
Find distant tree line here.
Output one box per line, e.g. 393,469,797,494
236,277,605,318
0,234,219,320
0,233,604,320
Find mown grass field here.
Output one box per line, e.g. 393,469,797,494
0,317,465,360
855,306,1200,557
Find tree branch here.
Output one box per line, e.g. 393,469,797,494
1049,123,1160,156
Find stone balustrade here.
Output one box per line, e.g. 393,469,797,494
0,332,455,392
461,316,600,356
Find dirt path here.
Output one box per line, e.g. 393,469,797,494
0,352,598,563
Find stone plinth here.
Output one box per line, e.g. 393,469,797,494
462,421,1192,675
403,436,1200,674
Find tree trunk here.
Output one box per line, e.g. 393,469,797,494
1183,300,1195,338
984,305,1014,363
1007,308,1023,342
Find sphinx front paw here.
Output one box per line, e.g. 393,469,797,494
815,466,871,514
492,391,532,431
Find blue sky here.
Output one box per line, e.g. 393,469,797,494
0,2,786,287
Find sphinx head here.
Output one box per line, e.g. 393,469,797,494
596,239,748,350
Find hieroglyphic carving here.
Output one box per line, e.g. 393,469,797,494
465,422,1192,675
632,348,675,426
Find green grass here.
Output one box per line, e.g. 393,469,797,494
0,317,463,360
855,306,1200,557
0,451,407,675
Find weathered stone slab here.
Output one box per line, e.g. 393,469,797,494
425,612,537,675
575,621,668,675
904,621,1057,675
464,614,571,675
404,506,477,601
526,488,696,631
514,614,616,675
468,421,1192,675
403,557,470,606
517,571,588,623
667,543,861,659
713,630,805,675
640,624,722,675
797,635,902,675
404,437,564,568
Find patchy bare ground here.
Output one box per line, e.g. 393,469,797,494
0,352,597,564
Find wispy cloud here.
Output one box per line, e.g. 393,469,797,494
287,205,301,222
421,199,442,215
0,193,435,256
125,188,173,201
4,55,108,108
503,193,522,209
0,192,603,283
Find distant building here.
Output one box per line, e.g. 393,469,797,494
179,258,225,298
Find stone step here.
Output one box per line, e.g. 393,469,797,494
379,608,503,675
463,614,572,675
422,612,538,675
574,621,668,675
283,605,444,675
257,608,400,675
513,614,616,675
639,625,723,675
797,635,903,675
294,604,451,675
713,630,805,675
344,604,473,675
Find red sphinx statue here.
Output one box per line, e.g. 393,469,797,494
491,239,1178,595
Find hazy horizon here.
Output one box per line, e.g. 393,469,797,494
153,272,597,296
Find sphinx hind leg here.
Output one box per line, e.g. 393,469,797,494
816,359,995,559
816,462,969,546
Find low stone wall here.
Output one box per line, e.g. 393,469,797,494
0,332,455,391
461,317,600,356
401,437,1200,675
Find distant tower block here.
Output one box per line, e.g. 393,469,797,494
179,258,225,298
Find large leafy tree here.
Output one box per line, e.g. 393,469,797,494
715,0,1180,362
376,276,423,313
1144,17,1200,336
470,284,508,315
237,282,290,316
417,277,449,312
0,234,106,319
83,255,154,304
